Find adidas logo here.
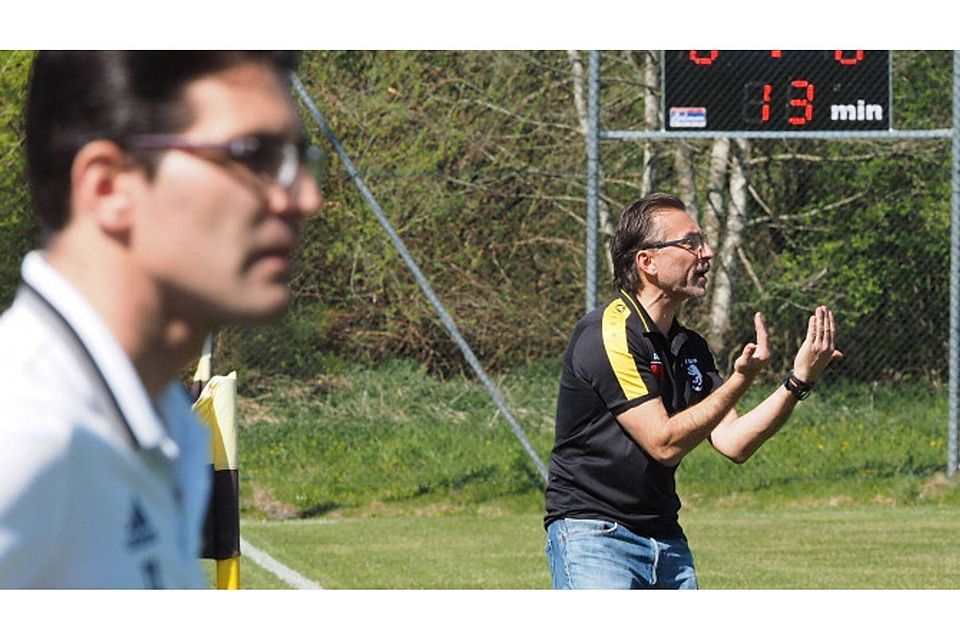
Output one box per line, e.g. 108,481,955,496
126,498,157,549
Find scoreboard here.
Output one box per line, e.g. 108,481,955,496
663,50,891,132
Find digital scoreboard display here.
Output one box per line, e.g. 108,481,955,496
663,50,890,132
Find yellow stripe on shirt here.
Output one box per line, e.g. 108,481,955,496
619,289,650,332
602,298,648,400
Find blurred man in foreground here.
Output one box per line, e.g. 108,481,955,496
544,192,842,589
0,51,321,587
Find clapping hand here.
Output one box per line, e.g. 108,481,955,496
792,306,844,384
734,312,771,379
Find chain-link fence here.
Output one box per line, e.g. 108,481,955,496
202,51,960,515
215,50,954,389
1,51,954,517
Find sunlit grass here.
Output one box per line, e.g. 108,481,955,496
235,359,958,519
215,506,960,589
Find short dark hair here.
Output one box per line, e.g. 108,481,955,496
25,51,300,232
611,192,688,294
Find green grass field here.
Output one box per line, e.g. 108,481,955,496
209,359,960,590
236,359,959,518
214,505,960,589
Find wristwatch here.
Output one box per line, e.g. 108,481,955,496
783,370,814,400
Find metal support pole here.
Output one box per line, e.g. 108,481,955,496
949,50,959,478
585,51,601,314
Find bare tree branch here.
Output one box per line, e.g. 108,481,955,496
702,138,729,249
708,139,750,353
748,192,868,227
737,246,765,297
674,141,700,222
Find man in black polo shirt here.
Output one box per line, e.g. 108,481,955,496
544,192,842,589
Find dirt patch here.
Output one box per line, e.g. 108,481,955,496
828,495,857,507
237,395,280,426
919,472,955,500
320,500,512,519
714,493,758,509
310,374,353,394
321,500,403,519
249,486,299,520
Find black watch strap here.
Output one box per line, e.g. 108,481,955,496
783,370,814,400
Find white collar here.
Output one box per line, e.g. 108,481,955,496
22,251,181,458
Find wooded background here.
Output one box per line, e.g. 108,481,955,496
0,51,951,387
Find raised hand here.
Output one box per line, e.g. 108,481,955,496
733,312,771,379
792,306,844,384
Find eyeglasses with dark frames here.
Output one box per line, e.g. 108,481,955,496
127,133,326,188
641,232,709,255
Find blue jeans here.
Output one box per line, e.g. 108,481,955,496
545,518,698,589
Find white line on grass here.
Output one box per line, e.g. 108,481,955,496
240,536,323,589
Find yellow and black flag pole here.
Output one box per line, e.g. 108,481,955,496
191,334,241,589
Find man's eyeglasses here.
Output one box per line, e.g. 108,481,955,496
642,233,709,255
127,133,326,188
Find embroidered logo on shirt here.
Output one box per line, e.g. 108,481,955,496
126,498,158,549
650,352,665,380
684,357,704,392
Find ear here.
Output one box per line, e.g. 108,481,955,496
635,248,657,279
70,140,140,235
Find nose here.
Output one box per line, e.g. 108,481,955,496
699,240,715,260
266,170,323,218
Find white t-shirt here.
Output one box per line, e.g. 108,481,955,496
0,252,211,588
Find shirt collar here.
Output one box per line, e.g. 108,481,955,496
21,251,181,458
618,288,682,339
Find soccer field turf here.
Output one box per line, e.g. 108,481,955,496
209,504,960,589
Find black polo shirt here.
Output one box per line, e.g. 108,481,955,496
544,290,723,538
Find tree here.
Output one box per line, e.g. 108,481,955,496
0,51,40,308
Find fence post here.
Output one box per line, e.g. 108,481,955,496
949,50,959,477
586,50,601,314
